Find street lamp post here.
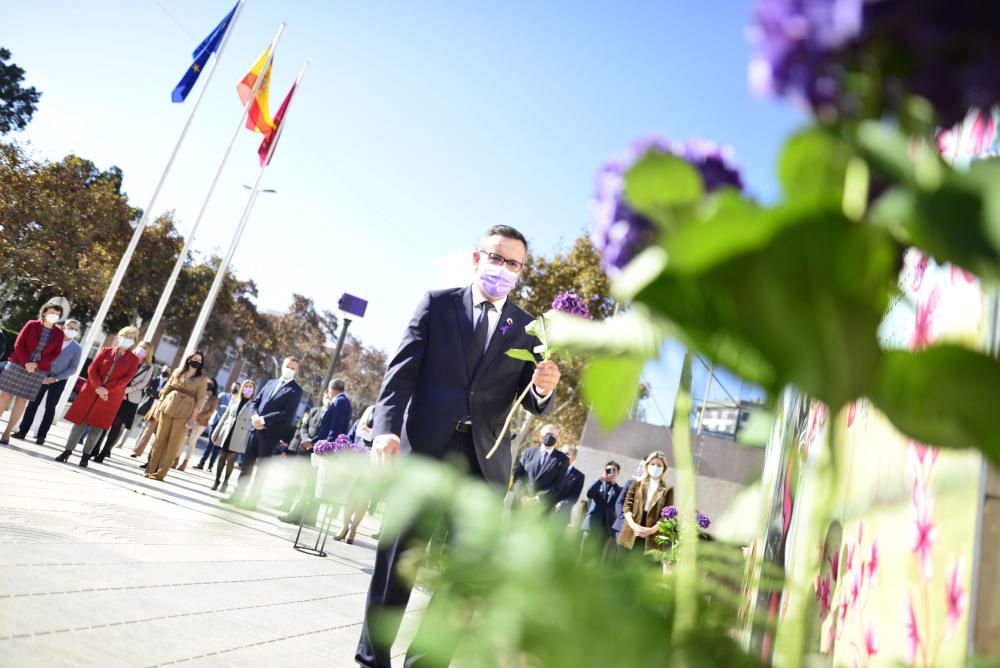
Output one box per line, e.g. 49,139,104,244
321,293,368,393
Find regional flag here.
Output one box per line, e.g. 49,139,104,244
238,46,276,135
258,83,296,166
171,2,239,103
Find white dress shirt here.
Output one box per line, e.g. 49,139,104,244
644,478,661,513
470,281,551,402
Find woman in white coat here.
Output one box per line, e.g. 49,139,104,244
210,379,256,494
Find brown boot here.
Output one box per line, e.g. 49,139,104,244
178,457,189,472
172,457,180,469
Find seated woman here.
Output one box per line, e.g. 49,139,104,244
616,451,674,556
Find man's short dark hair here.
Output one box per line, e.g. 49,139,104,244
481,225,528,253
330,378,346,392
606,460,621,472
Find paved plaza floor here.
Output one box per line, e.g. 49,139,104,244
0,418,425,667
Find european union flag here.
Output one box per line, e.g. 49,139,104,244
171,2,239,103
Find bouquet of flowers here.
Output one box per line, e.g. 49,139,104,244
649,505,712,564
485,292,591,459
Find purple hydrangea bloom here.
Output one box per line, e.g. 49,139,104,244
591,138,743,273
551,292,591,319
695,511,711,530
661,505,679,520
314,434,354,456
748,0,1000,127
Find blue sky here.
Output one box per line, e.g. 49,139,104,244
6,1,799,419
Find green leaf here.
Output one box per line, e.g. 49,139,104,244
581,355,645,430
545,307,669,359
624,151,704,224
872,345,1000,465
505,348,537,363
737,408,775,448
778,127,853,205
610,246,667,301
637,207,897,409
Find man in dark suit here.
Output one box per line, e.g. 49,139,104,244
356,225,561,668
512,424,569,509
553,445,585,523
314,377,353,442
223,356,303,510
582,460,622,561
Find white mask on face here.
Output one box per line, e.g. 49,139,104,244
45,313,60,324
119,337,135,349
648,465,664,479
281,367,296,380
64,329,79,340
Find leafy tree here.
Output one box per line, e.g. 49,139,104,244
0,48,40,134
336,333,389,411
0,144,138,326
511,233,617,446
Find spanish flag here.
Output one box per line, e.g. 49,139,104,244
257,83,296,166
237,46,275,135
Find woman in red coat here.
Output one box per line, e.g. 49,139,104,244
55,326,140,467
0,301,66,445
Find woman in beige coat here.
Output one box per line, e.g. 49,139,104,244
616,451,674,553
145,353,208,481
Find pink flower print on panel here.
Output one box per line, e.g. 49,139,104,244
905,595,921,666
911,483,937,582
945,558,966,638
909,287,940,351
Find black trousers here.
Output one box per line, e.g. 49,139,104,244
95,400,140,459
17,379,67,441
355,430,484,668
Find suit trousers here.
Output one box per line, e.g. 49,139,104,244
356,429,485,668
16,379,66,441
146,416,188,480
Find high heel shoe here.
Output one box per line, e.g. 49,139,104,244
334,527,349,542
54,450,71,463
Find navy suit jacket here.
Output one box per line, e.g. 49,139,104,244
612,478,635,533
555,466,585,510
583,479,623,534
316,393,352,442
512,446,570,505
373,285,554,489
250,378,303,449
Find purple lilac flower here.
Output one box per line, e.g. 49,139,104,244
551,292,591,319
591,138,743,273
747,0,1000,127
696,511,712,530
661,505,679,520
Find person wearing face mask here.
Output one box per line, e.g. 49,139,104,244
222,356,303,510
582,460,622,560
194,382,238,472
143,352,209,481
90,341,155,463
357,225,561,668
511,424,570,509
0,302,66,445
174,377,219,471
129,366,172,458
11,318,83,445
616,451,675,555
55,326,142,466
210,379,257,493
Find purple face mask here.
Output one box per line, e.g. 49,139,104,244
478,263,518,299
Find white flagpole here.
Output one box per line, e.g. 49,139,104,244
183,61,309,359
56,0,248,418
144,21,286,342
